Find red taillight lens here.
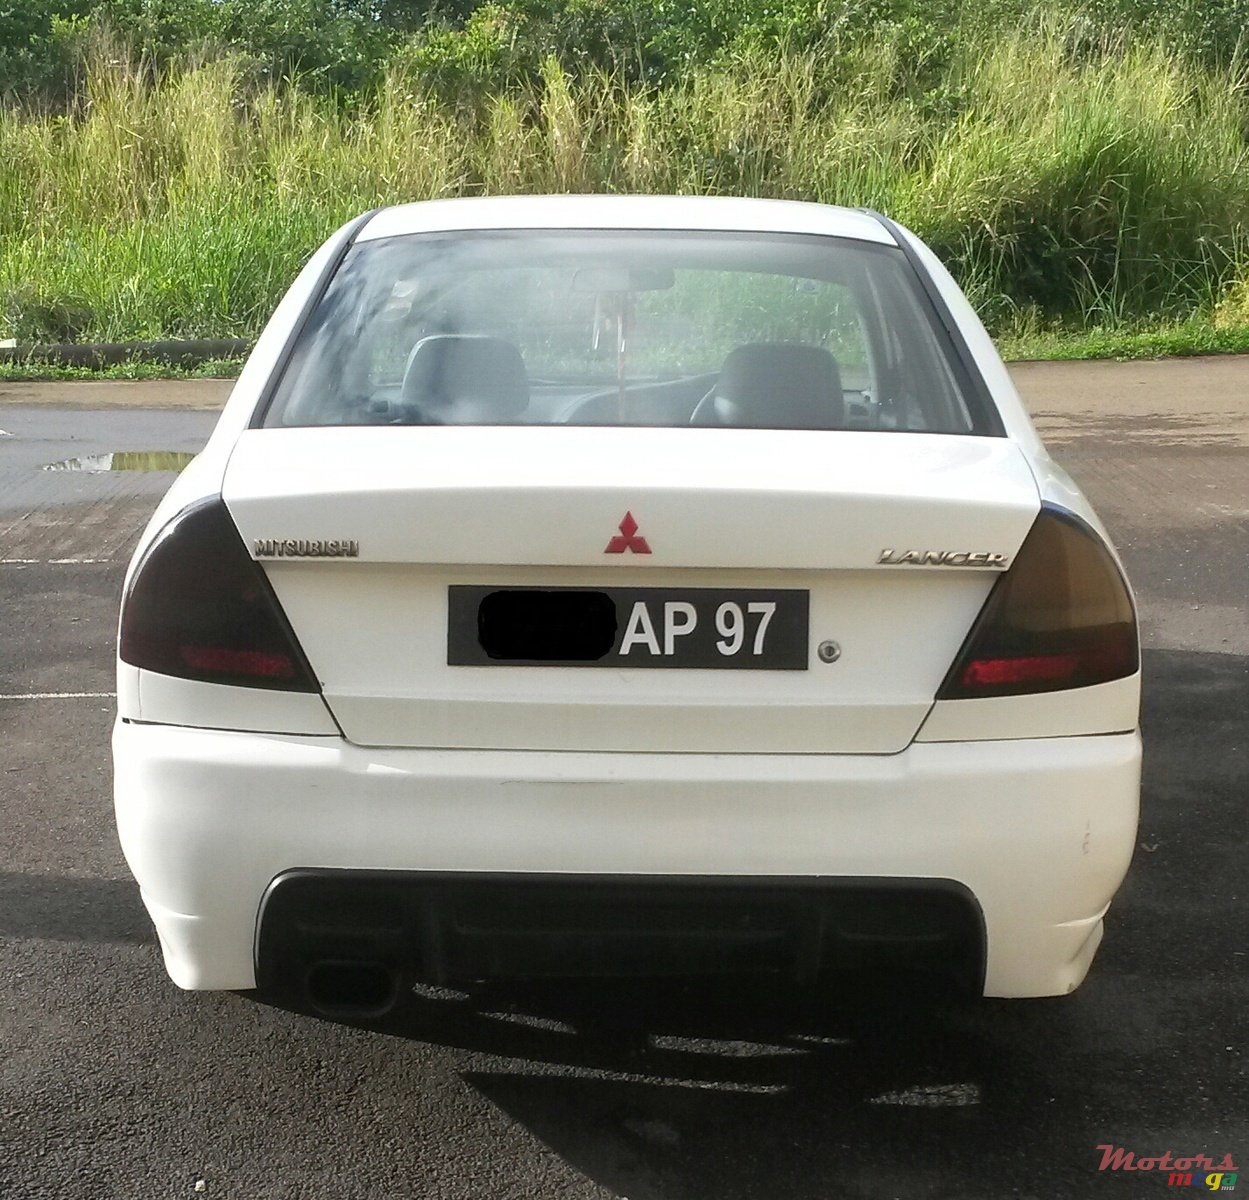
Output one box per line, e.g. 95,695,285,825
937,505,1138,700
119,497,319,692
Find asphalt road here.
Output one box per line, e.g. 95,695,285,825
1,363,1246,1199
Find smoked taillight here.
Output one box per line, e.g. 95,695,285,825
937,505,1138,700
119,497,319,692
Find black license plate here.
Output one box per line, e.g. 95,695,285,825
448,586,809,670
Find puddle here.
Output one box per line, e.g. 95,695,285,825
42,451,195,473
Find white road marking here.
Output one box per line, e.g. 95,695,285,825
1,559,114,565
0,691,115,700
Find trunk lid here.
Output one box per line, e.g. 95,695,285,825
222,427,1039,753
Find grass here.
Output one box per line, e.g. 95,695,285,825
1,12,1248,353
998,321,1249,362
0,357,245,382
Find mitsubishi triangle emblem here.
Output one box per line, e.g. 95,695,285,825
604,511,651,554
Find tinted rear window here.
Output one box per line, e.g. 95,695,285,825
262,230,994,435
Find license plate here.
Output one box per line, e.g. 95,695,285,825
448,586,809,669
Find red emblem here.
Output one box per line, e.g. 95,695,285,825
604,511,651,554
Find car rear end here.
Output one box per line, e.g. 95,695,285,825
112,197,1141,1013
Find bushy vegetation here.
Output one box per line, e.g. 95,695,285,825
1,0,1248,351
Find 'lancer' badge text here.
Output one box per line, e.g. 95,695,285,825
878,548,1010,568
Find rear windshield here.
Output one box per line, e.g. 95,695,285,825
262,229,992,434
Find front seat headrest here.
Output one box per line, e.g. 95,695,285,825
401,335,529,422
712,343,843,430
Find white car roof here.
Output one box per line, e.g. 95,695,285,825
357,195,897,246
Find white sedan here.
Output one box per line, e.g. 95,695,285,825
112,195,1141,1016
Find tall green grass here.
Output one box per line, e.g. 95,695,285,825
2,14,1247,343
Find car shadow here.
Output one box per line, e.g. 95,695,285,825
242,649,1248,1199
252,969,1167,1199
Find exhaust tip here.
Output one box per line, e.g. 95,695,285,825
305,959,400,1019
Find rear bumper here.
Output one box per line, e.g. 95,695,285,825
112,721,1141,998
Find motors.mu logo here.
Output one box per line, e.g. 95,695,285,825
1096,1145,1238,1191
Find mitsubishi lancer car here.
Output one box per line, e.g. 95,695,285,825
112,195,1141,1017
